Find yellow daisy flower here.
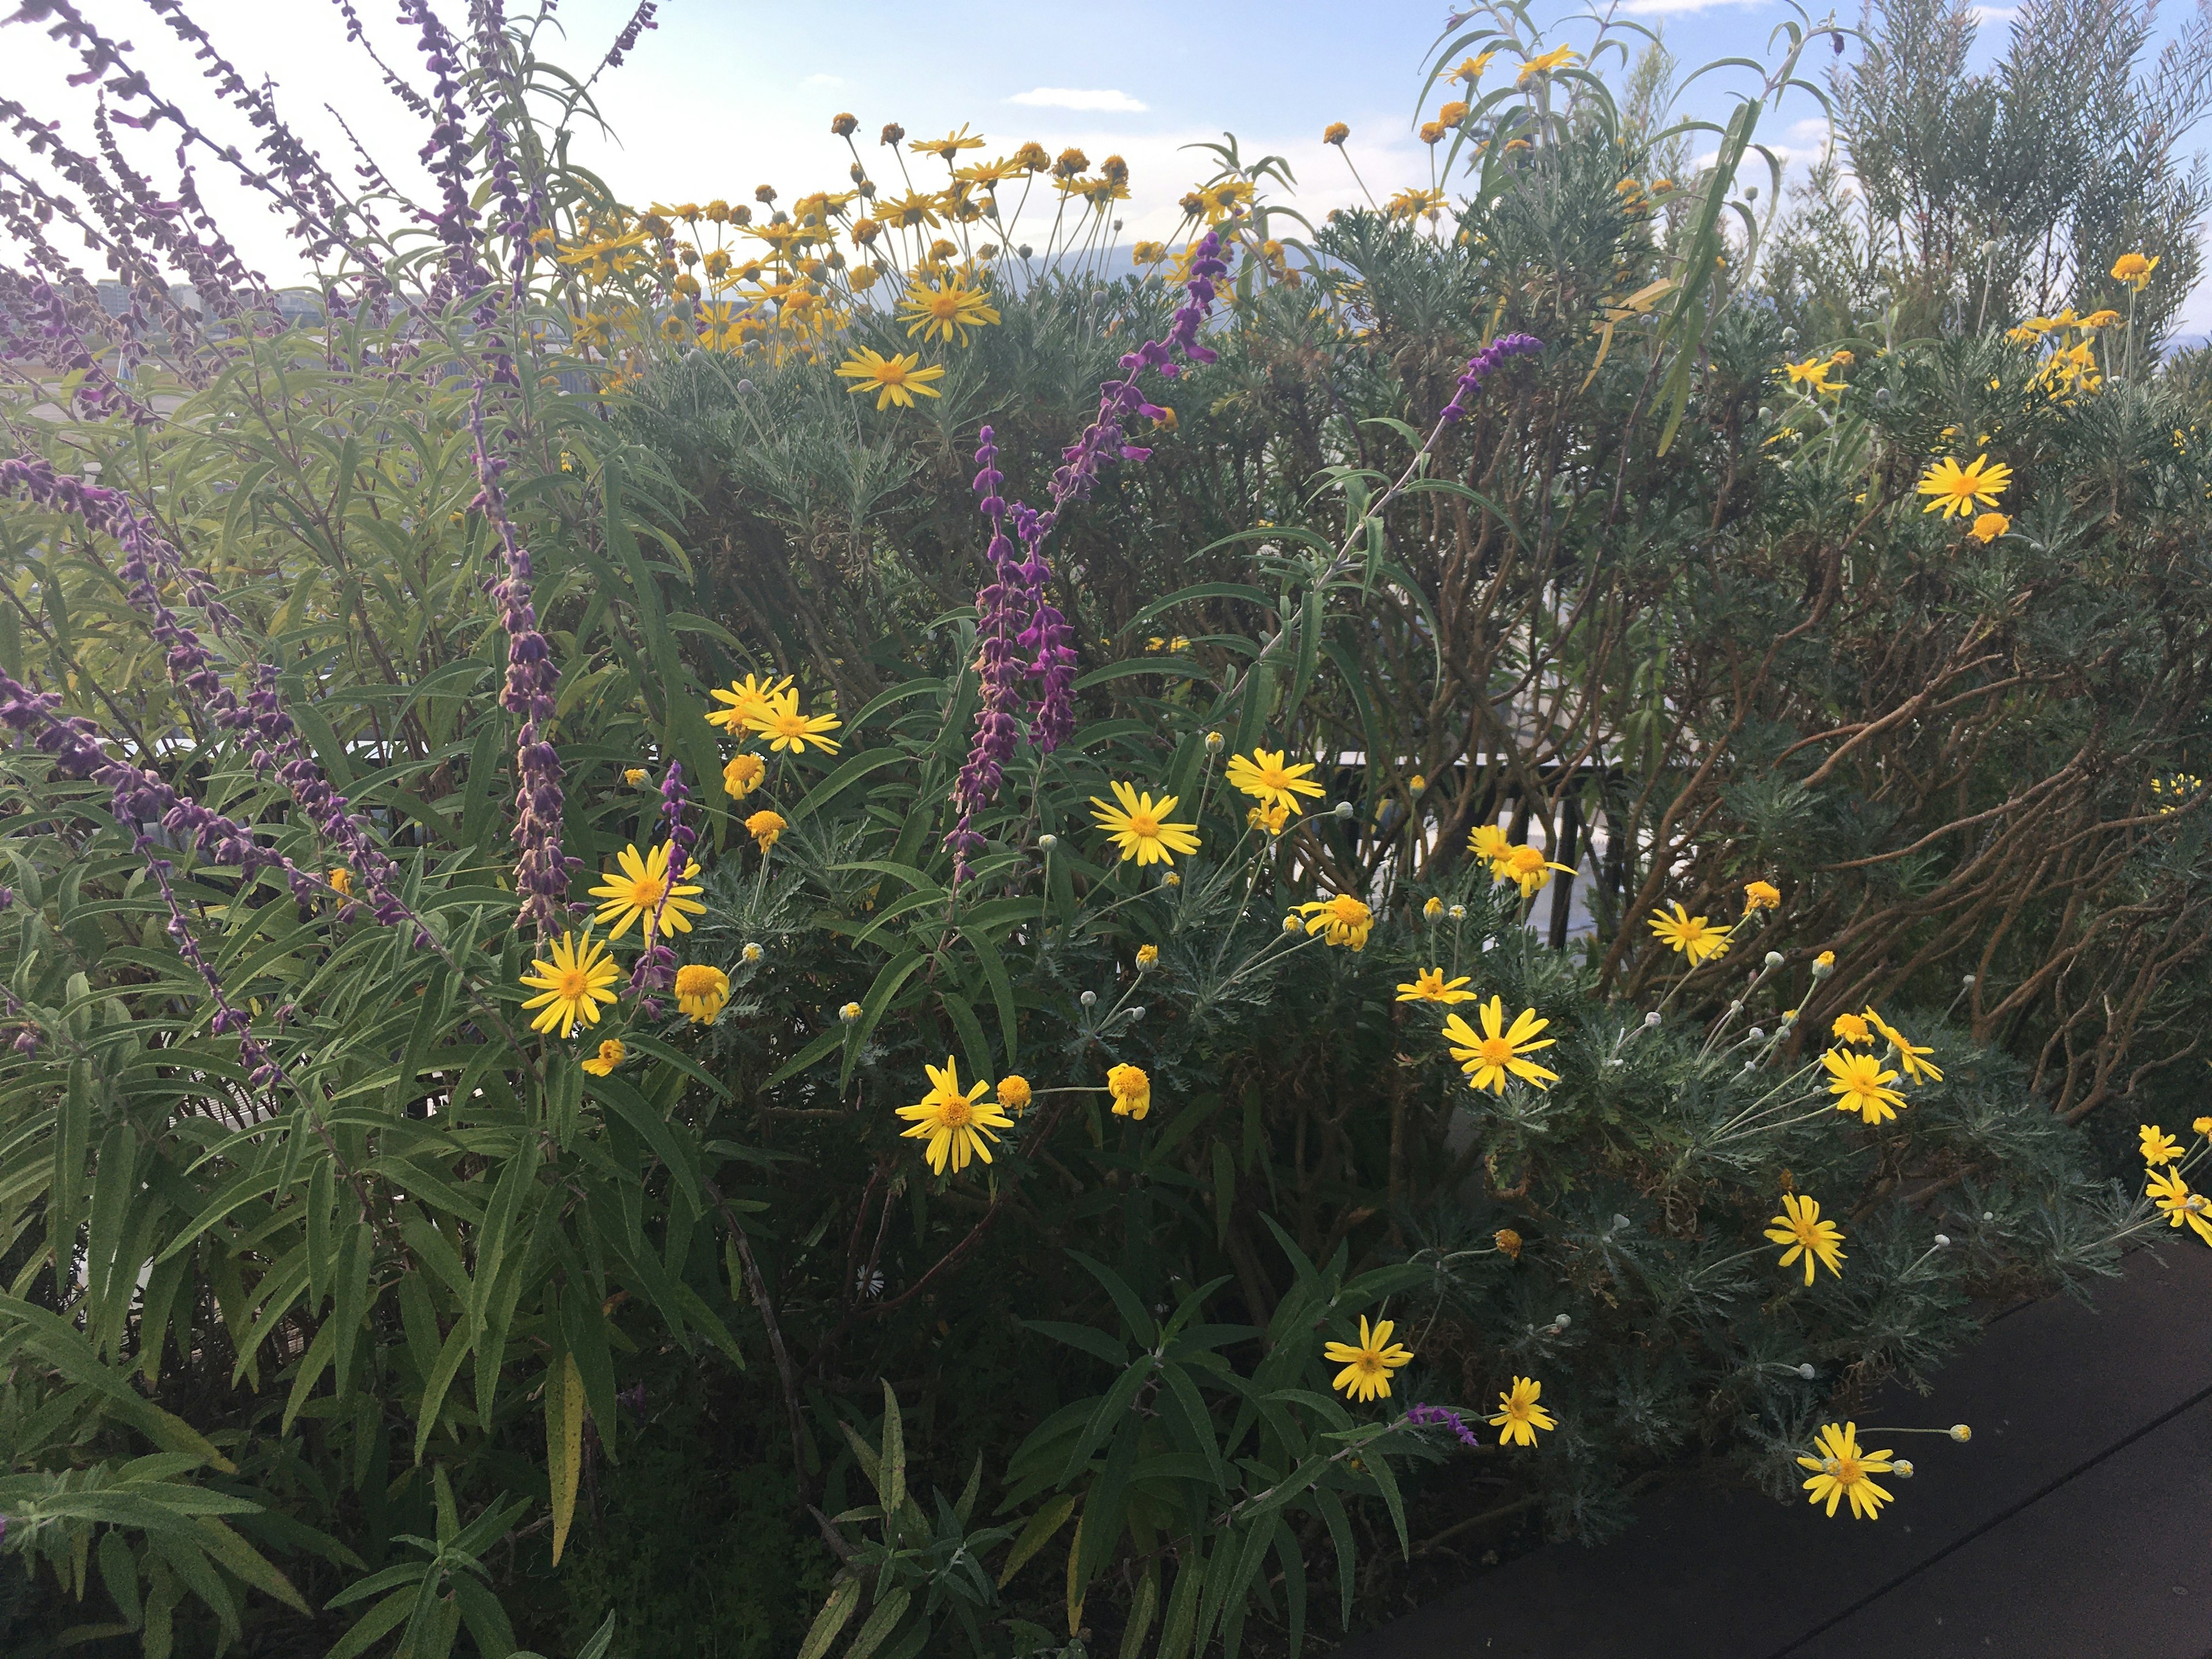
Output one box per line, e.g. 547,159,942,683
1743,879,1781,912
1649,903,1730,965
896,1055,1011,1175
1488,1376,1556,1446
581,1038,626,1077
1225,748,1326,814
1765,1192,1847,1285
1322,1315,1414,1403
1090,781,1201,866
1799,1423,1895,1519
1865,1008,1943,1084
520,931,622,1039
1499,843,1575,899
896,275,1002,346
744,691,842,754
835,347,946,411
1823,1048,1907,1124
707,672,794,733
673,963,730,1024
1916,453,2012,520
1106,1062,1151,1119
1396,968,1476,1005
2141,1123,2184,1166
1442,997,1558,1093
1297,893,1376,949
589,842,707,941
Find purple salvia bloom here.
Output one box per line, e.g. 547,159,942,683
0,456,414,930
467,386,575,936
628,761,694,1003
942,228,1240,876
1404,1402,1483,1449
1437,333,1543,425
0,666,287,1085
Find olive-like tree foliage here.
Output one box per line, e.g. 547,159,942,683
0,2,2206,1658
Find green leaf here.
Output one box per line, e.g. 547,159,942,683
998,1493,1077,1588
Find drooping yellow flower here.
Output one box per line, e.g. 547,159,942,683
1245,801,1290,835
624,767,650,788
911,126,986,160
1823,1048,1907,1125
1488,1376,1556,1446
1649,903,1730,965
707,672,795,734
1765,1192,1847,1285
1469,823,1514,871
1225,748,1326,814
744,692,842,754
1780,355,1838,393
835,347,946,411
1916,454,2012,520
582,1038,626,1077
328,867,353,899
2112,251,2159,290
1493,1227,1522,1259
1865,1008,1943,1084
745,809,787,853
1500,843,1575,899
1323,120,1351,145
1744,879,1781,912
723,752,766,799
1106,1062,1151,1119
1517,44,1580,81
2141,1123,2184,1166
2195,1115,2212,1138
897,275,1001,346
1969,512,2010,543
1091,781,1201,866
995,1074,1032,1115
673,963,730,1024
2146,1166,2212,1245
589,842,707,942
1798,1422,1895,1519
1323,1315,1415,1403
1135,944,1160,969
1831,1012,1874,1046
1442,997,1558,1093
520,931,622,1039
1298,893,1376,950
897,1055,1011,1175
1396,968,1477,1005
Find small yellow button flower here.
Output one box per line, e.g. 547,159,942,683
1106,1062,1151,1120
674,964,730,1024
1743,879,1781,912
746,809,787,853
723,752,766,799
995,1074,1032,1114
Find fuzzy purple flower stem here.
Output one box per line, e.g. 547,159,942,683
1437,333,1544,424
943,225,1239,876
1404,1402,1484,1449
467,386,576,937
0,454,415,931
628,760,695,1008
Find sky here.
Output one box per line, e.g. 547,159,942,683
8,0,2212,330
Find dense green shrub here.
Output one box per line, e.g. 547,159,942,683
0,3,2207,1657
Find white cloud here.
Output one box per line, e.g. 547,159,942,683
1618,0,1770,14
801,73,844,88
1007,87,1149,113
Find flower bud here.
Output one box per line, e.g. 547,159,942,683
1332,800,1355,820
1797,1363,1816,1380
742,942,764,963
1961,972,1976,987
1283,915,1302,933
1448,903,1467,920
1644,1010,1661,1027
1764,950,1785,968
1080,990,1097,1007
1950,1423,1972,1442
1933,1233,1951,1248
1127,1006,1146,1022
839,1001,861,1022
1749,1027,1764,1040
1204,730,1224,752
1038,833,1058,850
1892,1459,1915,1478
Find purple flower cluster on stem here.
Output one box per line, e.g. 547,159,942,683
944,225,1238,876
0,666,287,1085
467,386,576,937
628,760,695,1010
1437,333,1544,424
1404,1402,1483,1448
0,454,414,931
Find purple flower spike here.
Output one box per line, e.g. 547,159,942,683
628,761,694,999
1437,333,1543,425
943,226,1241,879
1404,1402,1483,1449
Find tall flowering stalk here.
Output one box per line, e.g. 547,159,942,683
628,761,695,1011
0,456,415,929
944,226,1237,875
467,387,576,936
0,668,287,1085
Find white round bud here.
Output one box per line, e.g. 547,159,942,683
742,942,764,963
1079,990,1097,1007
1203,730,1225,752
1764,950,1785,968
1892,1459,1914,1479
1796,1363,1816,1380
1933,1233,1951,1248
1127,1006,1146,1022
1644,1010,1661,1028
1038,833,1059,850
1749,1027,1764,1040
838,1002,861,1022
1332,800,1355,820
1950,1423,1972,1442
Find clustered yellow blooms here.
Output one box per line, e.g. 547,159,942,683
2150,771,2205,813
2138,1118,2212,1245
1467,822,1574,899
1820,1002,1942,1125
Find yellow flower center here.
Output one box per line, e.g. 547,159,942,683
1479,1035,1518,1066
940,1096,974,1128
554,965,590,1002
1832,1455,1862,1485
926,290,962,319
620,872,666,911
1126,808,1161,838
